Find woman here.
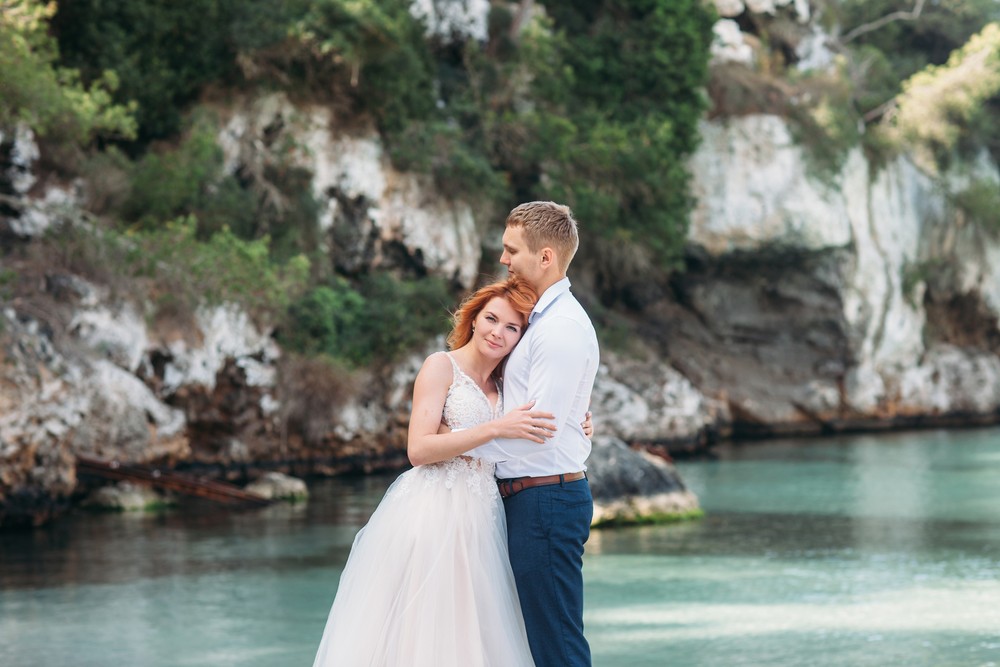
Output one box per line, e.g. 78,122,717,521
312,277,585,667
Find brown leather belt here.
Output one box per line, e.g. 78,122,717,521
497,471,587,499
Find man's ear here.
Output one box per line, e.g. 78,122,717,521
539,247,555,268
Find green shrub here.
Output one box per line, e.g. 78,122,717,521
120,110,322,257
0,268,16,304
952,179,1000,234
53,0,325,143
387,120,509,205
122,217,310,322
123,115,255,237
0,0,135,143
787,68,863,178
838,0,999,81
532,0,716,269
544,112,696,269
41,216,309,329
289,0,436,133
281,281,366,357
53,0,240,142
282,274,451,366
901,259,937,307
885,23,1000,173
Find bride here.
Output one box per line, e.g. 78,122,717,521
312,277,583,667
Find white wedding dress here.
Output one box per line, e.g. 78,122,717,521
312,352,535,667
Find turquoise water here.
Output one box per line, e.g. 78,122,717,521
2,428,999,666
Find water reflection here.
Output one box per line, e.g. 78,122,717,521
2,430,1000,667
0,474,394,591
849,437,930,553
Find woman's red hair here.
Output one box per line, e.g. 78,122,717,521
447,277,538,351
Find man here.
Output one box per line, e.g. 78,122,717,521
484,201,600,666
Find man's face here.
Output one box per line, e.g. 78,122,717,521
500,226,543,289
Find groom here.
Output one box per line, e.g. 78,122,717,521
487,201,599,666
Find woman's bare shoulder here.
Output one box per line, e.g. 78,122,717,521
415,351,453,385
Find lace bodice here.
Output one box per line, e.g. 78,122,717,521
385,352,502,506
442,352,503,431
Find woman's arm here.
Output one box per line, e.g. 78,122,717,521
407,353,557,467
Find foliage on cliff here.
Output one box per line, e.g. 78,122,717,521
17,0,716,362
882,22,1000,173
16,0,1000,365
708,0,1000,176
0,0,135,144
49,0,715,271
837,0,1000,168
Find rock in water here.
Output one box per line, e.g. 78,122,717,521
586,436,701,527
245,472,309,502
82,482,171,512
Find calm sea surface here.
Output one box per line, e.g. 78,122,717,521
2,428,999,667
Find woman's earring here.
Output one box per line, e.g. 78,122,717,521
472,325,476,332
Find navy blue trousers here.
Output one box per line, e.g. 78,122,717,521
503,477,593,667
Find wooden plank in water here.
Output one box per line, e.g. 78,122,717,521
76,456,272,507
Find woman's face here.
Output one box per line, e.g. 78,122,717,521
473,296,526,360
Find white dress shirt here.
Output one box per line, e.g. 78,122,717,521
471,277,599,478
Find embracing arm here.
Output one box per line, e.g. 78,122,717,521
487,316,597,460
406,353,557,467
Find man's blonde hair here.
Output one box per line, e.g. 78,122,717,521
505,201,580,273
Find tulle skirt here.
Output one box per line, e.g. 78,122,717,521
312,457,534,667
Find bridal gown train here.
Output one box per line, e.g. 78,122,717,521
312,352,535,667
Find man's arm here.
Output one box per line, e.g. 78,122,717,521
482,315,595,461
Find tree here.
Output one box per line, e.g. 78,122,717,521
884,22,1000,172
0,0,135,143
537,0,716,273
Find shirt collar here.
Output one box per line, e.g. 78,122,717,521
529,277,571,323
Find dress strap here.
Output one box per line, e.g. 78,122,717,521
443,351,462,383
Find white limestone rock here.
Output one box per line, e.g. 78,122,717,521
713,0,745,18
376,173,481,287
1,123,82,239
70,302,149,373
333,345,431,443
245,471,309,501
745,0,778,14
941,151,1000,314
745,0,807,18
83,481,171,512
2,124,39,195
896,345,1000,415
839,153,936,412
217,93,483,288
5,184,80,238
591,353,721,443
73,359,189,462
162,304,278,393
409,0,490,42
792,0,810,22
686,113,1000,425
796,25,836,71
688,115,854,254
711,20,755,66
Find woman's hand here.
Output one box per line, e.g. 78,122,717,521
495,401,556,443
581,411,594,438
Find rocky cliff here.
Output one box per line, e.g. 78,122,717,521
2,0,999,526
